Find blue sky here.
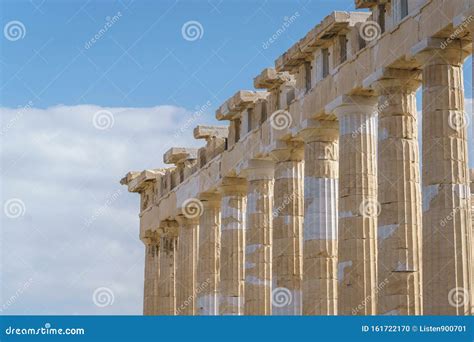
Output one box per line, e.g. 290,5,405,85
0,0,473,315
1,0,363,110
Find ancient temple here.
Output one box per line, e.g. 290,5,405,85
121,0,474,316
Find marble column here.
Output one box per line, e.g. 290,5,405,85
326,95,378,315
243,160,274,315
370,69,423,315
143,234,160,315
197,193,221,315
157,228,178,315
219,177,247,315
176,216,199,315
300,119,339,315
412,38,472,315
271,143,304,315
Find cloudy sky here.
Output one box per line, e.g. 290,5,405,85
1,0,473,315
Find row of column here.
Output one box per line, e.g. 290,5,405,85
143,41,473,316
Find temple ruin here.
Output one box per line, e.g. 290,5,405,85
121,0,474,315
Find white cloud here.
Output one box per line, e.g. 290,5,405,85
0,104,212,314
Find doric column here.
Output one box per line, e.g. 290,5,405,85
366,68,423,315
157,224,178,315
176,216,199,315
471,170,474,224
326,95,378,315
196,193,221,315
143,233,160,315
270,142,304,315
411,38,472,315
299,119,339,315
242,160,274,315
219,177,247,315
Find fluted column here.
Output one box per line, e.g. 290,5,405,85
300,119,339,315
176,216,199,315
412,38,472,315
270,143,304,315
326,95,378,315
197,193,221,315
219,177,247,315
143,234,160,315
243,160,274,315
471,170,474,224
157,227,178,315
370,69,423,315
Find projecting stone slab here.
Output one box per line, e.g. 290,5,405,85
254,68,293,89
120,169,164,193
216,90,268,120
193,125,229,140
275,11,371,71
163,147,198,165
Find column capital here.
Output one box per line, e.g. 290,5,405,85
325,95,378,118
363,68,421,94
219,177,247,196
241,159,275,181
199,192,221,208
176,215,199,226
409,38,470,66
142,230,160,246
298,119,339,143
160,220,179,237
269,141,304,163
